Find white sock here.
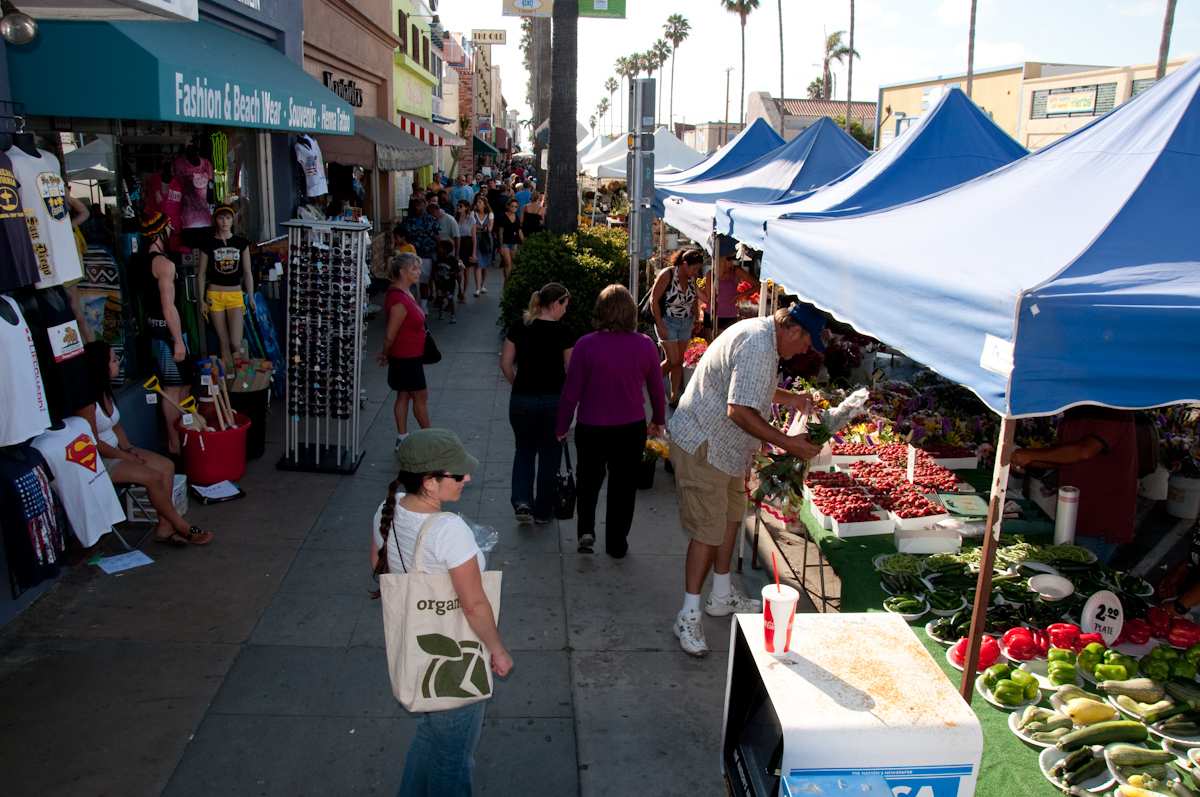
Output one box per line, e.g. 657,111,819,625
396,432,409,442
681,592,701,615
712,571,732,599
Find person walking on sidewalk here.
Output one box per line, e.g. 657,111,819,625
667,303,828,657
556,285,666,557
649,249,704,408
370,430,513,796
501,283,572,525
469,194,493,297
378,253,430,451
401,196,439,309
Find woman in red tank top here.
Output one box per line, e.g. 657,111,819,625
378,252,430,449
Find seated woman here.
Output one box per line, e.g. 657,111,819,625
84,341,214,547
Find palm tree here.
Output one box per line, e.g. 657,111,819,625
845,0,855,134
547,0,579,234
777,0,784,98
650,39,672,125
663,14,691,132
720,0,760,125
966,0,977,97
1157,0,1178,80
604,76,619,135
588,114,597,136
597,97,610,135
614,57,631,135
821,30,859,101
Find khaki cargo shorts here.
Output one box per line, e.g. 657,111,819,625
670,440,748,546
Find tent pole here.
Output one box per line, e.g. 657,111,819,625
710,230,719,338
959,416,1016,700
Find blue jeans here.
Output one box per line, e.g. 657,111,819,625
509,393,561,519
658,314,694,343
398,701,486,796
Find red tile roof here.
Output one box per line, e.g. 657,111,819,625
776,98,876,122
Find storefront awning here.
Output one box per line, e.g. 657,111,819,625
7,20,354,135
395,110,466,147
352,116,434,171
474,135,500,157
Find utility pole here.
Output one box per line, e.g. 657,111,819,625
1157,0,1178,80
724,66,733,146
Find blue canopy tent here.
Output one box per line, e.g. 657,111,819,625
655,118,784,187
716,88,1028,251
761,57,1200,699
656,117,867,251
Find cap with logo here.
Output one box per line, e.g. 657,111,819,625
787,302,828,353
395,429,479,476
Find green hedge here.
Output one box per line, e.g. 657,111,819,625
499,227,629,343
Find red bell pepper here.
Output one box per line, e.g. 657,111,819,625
1077,632,1106,650
1030,628,1050,657
1168,618,1200,649
950,636,1001,670
1117,618,1152,646
1148,606,1173,639
1002,627,1036,660
1047,623,1080,652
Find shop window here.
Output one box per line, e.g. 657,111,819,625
1030,82,1118,119
397,11,407,50
1132,78,1157,96
411,25,419,59
422,37,430,71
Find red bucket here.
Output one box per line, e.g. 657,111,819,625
176,411,251,485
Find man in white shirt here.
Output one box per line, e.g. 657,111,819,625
429,203,459,258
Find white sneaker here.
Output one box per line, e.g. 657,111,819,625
704,588,762,617
480,286,488,294
673,610,709,657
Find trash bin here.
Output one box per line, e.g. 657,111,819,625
176,412,251,485
229,388,270,460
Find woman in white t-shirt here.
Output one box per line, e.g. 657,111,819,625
369,429,512,796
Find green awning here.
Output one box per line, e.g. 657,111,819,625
8,21,354,135
473,135,500,157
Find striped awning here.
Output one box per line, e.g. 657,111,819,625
395,110,466,147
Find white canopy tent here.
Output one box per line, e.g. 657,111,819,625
582,128,703,179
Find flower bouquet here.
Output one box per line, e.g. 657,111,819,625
639,438,670,490
682,337,708,368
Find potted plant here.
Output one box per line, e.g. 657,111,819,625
640,438,669,490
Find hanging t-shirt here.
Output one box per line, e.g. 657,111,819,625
172,156,213,229
143,172,185,248
0,295,50,446
16,286,93,421
31,417,125,548
0,152,41,291
8,147,83,288
295,136,328,197
200,234,249,287
0,445,63,595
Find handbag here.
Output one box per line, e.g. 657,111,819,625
380,513,503,713
555,443,577,520
638,267,671,326
422,327,442,365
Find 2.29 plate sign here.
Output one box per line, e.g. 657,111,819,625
1082,589,1125,646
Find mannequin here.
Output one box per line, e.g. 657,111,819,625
197,204,252,367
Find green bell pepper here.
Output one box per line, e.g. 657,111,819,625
1093,663,1128,681
993,678,1027,706
1105,652,1139,676
1078,642,1107,675
1150,643,1180,662
1172,658,1198,681
1048,647,1076,664
1186,643,1200,667
1141,656,1172,681
1048,661,1077,686
1007,667,1040,699
983,663,1011,691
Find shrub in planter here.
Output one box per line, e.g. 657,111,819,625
499,227,630,343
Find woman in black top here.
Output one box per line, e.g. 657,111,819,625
495,197,522,287
197,204,253,366
521,190,545,236
500,282,572,523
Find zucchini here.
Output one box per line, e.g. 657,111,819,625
1106,744,1175,767
1063,756,1108,786
1055,746,1095,776
1031,727,1071,743
1056,720,1149,751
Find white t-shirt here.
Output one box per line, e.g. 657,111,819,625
8,147,83,288
371,496,484,576
436,213,460,242
294,136,328,198
94,400,120,447
0,295,50,446
30,416,126,547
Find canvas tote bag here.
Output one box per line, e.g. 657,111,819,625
380,512,503,713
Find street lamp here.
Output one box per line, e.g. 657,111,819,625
0,2,37,46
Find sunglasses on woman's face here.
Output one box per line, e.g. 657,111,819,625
437,473,467,482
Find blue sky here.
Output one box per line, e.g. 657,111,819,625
440,0,1199,130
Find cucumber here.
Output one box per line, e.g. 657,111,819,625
1056,720,1149,751
1031,727,1071,743
1063,756,1109,786
1054,746,1095,776
1106,744,1176,767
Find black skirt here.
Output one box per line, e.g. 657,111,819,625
387,356,427,392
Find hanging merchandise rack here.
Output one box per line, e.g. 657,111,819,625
278,218,370,474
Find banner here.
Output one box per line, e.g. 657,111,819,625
502,0,552,16
1045,88,1097,115
580,0,625,18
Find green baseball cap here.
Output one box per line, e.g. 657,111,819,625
395,429,479,475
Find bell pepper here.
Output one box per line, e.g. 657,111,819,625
1150,643,1180,661
1008,667,1040,700
1172,658,1198,680
1140,655,1172,682
1078,642,1107,676
983,662,1012,691
1048,661,1078,686
1093,663,1128,681
1048,647,1076,664
1077,632,1106,649
1048,623,1081,651
1118,618,1152,646
1168,618,1200,649
992,678,1027,706
1031,628,1050,657
1003,627,1033,647
1148,606,1174,638
1005,636,1036,661
979,636,1001,669
1187,643,1200,666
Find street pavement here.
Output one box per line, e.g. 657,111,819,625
0,279,770,796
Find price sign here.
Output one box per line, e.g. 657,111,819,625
145,393,158,404
182,413,195,428
1082,590,1124,646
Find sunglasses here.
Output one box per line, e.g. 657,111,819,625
437,473,467,482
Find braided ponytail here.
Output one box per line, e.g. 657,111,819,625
370,478,404,598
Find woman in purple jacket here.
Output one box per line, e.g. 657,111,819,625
556,285,666,556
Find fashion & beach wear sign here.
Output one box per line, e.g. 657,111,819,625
173,71,353,134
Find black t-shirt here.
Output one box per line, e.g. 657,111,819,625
0,444,64,595
507,319,572,395
496,213,521,246
200,234,249,287
0,152,40,291
16,286,93,420
488,188,507,218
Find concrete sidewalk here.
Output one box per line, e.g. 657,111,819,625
0,282,768,796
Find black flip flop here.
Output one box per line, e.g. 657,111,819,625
154,531,188,547
577,533,595,554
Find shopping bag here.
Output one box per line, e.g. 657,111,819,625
380,513,502,713
421,328,442,365
555,443,577,520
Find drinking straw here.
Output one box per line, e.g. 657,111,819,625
772,551,780,592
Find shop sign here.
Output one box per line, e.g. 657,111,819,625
173,71,353,134
323,71,364,108
502,0,551,17
478,115,492,135
22,0,198,20
234,0,261,9
472,29,506,45
580,0,625,18
1045,88,1097,115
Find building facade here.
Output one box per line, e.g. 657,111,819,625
393,0,438,191
746,93,875,143
683,122,744,154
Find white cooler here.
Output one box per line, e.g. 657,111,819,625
722,613,981,797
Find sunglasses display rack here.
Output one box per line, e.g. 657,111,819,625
277,219,370,474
